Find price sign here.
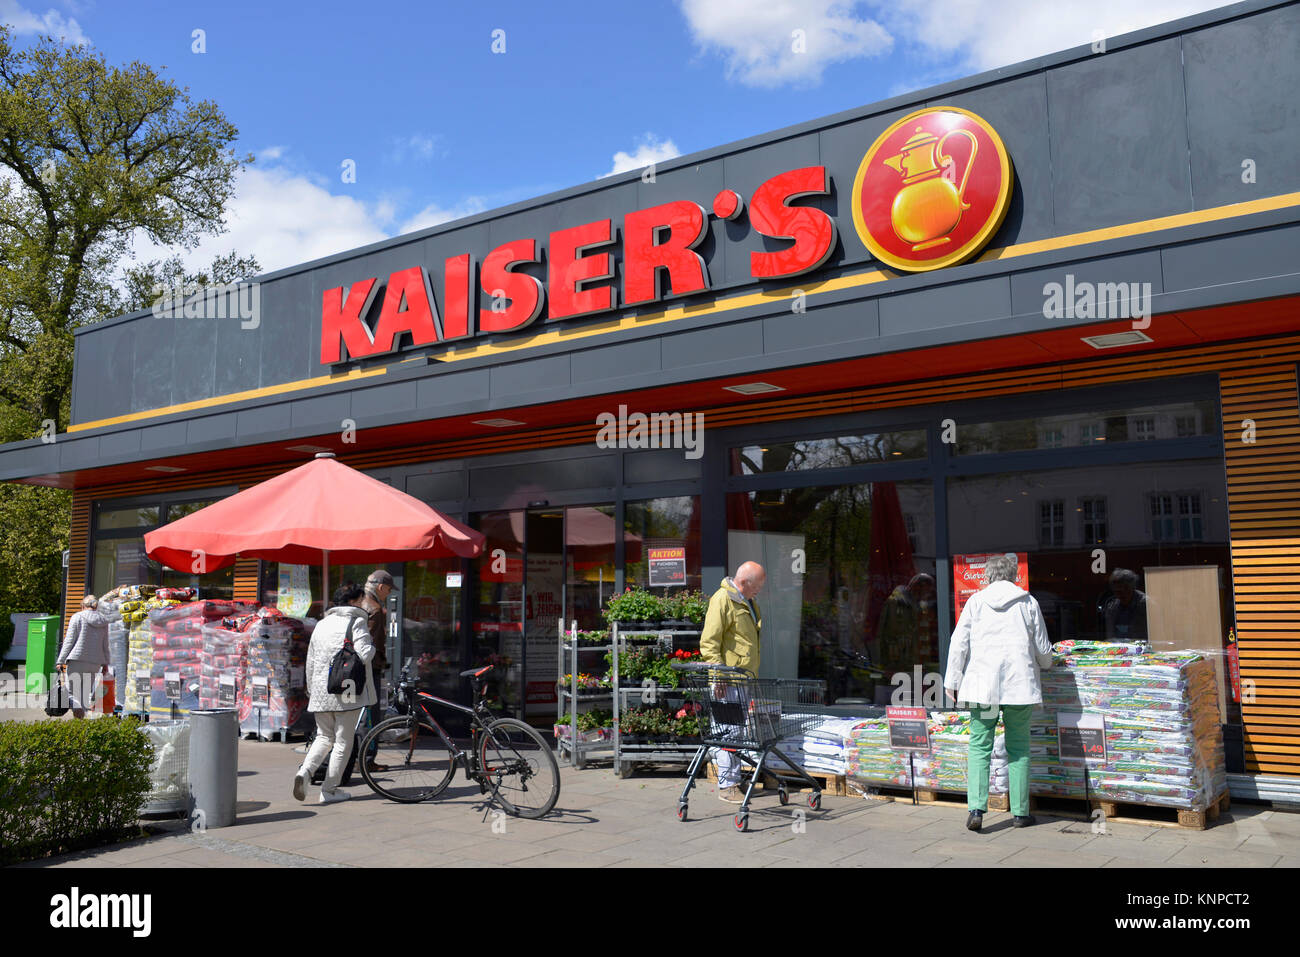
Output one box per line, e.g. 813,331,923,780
289,665,305,689
218,675,236,707
164,671,181,701
1058,711,1107,764
445,572,462,588
135,670,151,697
647,546,687,587
251,675,269,708
886,706,931,751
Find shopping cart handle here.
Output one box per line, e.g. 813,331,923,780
669,661,754,676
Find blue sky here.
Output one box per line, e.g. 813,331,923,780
3,0,1227,274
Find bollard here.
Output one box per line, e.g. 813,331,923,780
188,708,239,828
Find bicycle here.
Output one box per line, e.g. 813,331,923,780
358,659,561,819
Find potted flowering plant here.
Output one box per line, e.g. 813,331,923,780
603,587,665,630
679,589,709,625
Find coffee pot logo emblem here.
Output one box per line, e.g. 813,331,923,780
852,107,1012,272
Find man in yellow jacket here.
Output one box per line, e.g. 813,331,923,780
699,561,765,803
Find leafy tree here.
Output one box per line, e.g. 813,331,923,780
0,29,253,614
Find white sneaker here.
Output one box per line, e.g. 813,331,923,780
319,788,352,805
292,769,310,802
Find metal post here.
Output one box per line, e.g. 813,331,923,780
189,708,238,828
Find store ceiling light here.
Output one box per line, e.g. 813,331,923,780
145,465,185,473
1081,330,1153,349
472,418,526,428
724,382,785,395
286,444,333,454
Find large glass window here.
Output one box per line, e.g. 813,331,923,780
90,495,233,600
727,480,935,705
730,430,926,475
624,496,702,596
953,398,1216,455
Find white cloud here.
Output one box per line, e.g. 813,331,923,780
398,198,489,234
600,134,682,178
0,0,88,44
879,0,1226,74
388,133,447,164
257,145,286,161
678,0,1227,88
679,0,892,88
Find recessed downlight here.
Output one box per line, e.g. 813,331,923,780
145,465,186,473
1081,330,1153,349
286,444,333,454
724,382,785,395
473,418,526,428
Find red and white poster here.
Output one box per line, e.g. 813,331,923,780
952,552,1028,623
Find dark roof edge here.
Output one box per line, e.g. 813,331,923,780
72,0,1283,337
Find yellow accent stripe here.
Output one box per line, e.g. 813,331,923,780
67,190,1300,434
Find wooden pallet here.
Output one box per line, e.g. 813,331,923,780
853,783,1009,812
1030,791,1231,831
705,762,847,796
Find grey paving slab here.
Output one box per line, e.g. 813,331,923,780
520,848,633,867
1163,845,1283,868
1079,835,1183,864
998,847,1117,867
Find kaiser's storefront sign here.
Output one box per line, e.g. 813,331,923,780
321,107,1012,365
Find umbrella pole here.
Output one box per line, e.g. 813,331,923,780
322,550,330,612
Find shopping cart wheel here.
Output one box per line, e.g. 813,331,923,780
778,788,789,806
734,811,749,832
808,791,822,811
677,802,688,822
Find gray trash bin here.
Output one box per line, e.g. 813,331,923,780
188,708,239,828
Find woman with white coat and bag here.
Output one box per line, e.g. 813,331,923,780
944,553,1053,832
293,582,376,805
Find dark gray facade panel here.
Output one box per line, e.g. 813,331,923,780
349,381,418,421
56,437,100,469
1007,250,1165,318
0,444,55,482
139,421,188,452
937,74,1056,246
169,315,219,406
817,107,911,271
257,272,315,390
488,354,571,401
469,455,617,501
186,413,238,446
415,369,490,410
236,402,292,440
73,322,136,423
878,276,1013,336
1183,4,1300,210
1161,223,1300,293
720,135,822,287
406,470,467,503
289,392,352,432
130,315,178,413
661,323,763,369
105,428,142,457
1047,38,1193,233
762,299,880,354
213,307,261,409
571,338,662,384
623,449,702,485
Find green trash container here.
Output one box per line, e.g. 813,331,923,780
24,615,61,695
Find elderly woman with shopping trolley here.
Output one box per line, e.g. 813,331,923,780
944,553,1054,832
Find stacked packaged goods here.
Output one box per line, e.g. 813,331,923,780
117,586,160,714
1030,642,1227,809
146,596,247,717
224,607,313,739
97,597,127,709
847,712,1009,793
197,622,248,710
763,716,866,776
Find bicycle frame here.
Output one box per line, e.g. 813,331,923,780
393,680,503,783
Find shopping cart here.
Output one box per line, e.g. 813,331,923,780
672,662,828,831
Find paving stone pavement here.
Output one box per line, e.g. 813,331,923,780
7,728,1300,868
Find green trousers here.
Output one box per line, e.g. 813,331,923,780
968,703,1032,816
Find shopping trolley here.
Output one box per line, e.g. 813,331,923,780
672,662,828,831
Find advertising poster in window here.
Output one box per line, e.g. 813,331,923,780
276,564,313,617
952,552,1028,623
647,545,687,587
115,541,146,586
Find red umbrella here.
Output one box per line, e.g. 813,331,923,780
144,454,484,582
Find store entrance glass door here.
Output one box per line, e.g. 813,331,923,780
470,504,617,723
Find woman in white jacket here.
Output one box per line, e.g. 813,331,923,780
293,582,376,805
943,554,1053,831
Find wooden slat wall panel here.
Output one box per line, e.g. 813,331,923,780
232,557,260,605
62,492,92,633
65,329,1300,774
1220,363,1300,777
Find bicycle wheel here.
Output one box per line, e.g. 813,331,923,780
360,715,456,803
478,717,560,819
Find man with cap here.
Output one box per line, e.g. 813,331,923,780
359,569,394,772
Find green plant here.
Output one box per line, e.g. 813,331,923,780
603,587,664,623
679,590,710,624
0,716,154,865
575,709,612,732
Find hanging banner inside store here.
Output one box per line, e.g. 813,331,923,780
319,109,1010,366
647,546,687,587
952,552,1028,623
276,564,313,617
115,542,146,586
